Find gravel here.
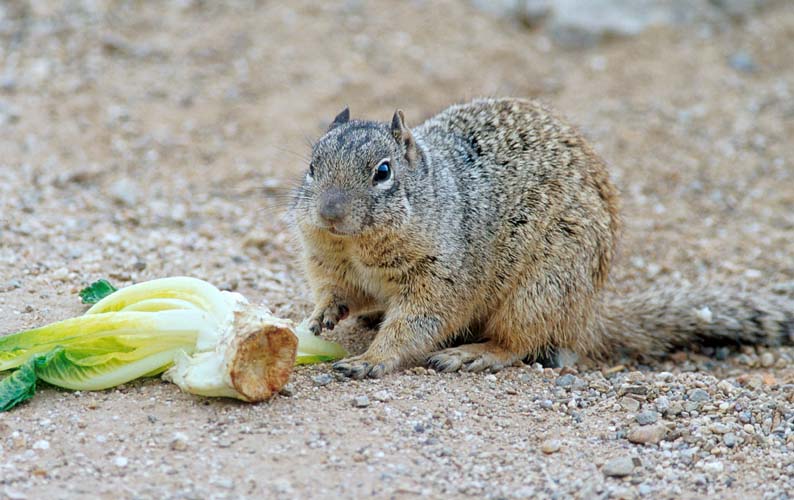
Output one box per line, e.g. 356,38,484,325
0,1,793,499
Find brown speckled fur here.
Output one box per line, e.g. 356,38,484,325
292,98,794,379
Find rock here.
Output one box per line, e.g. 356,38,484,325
723,433,737,448
654,396,670,413
636,411,659,426
628,423,667,444
688,389,710,402
555,374,576,387
312,374,333,386
619,396,641,412
717,379,735,395
170,433,189,451
710,423,729,434
759,352,775,368
703,460,724,474
372,390,393,402
51,267,69,281
572,377,588,390
32,439,50,450
114,456,129,468
603,455,636,477
589,379,611,393
541,439,562,454
278,383,295,397
213,478,235,490
109,178,140,207
666,402,683,417
353,395,370,408
728,51,756,73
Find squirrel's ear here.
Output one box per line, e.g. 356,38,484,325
391,109,417,166
328,107,350,131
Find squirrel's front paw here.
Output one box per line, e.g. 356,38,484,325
332,354,398,379
308,301,350,334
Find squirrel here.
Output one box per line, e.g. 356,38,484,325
291,97,794,379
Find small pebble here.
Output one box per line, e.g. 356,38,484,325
51,267,69,281
723,433,737,448
759,352,775,368
728,51,756,73
32,440,49,450
541,439,562,454
372,390,393,402
688,389,710,402
114,456,129,468
636,411,659,426
654,396,670,413
717,379,735,395
602,456,635,477
703,460,724,474
710,423,729,434
312,374,333,386
353,395,370,408
628,423,667,444
170,433,189,451
555,374,576,387
619,396,641,412
109,178,140,207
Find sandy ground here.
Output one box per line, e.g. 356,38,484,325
1,1,794,498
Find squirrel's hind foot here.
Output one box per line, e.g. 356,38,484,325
428,342,522,373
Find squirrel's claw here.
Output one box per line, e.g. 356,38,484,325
333,355,391,379
428,343,519,373
308,302,349,335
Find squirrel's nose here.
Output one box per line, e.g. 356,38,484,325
318,190,351,225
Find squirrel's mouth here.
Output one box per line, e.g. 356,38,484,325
322,225,349,237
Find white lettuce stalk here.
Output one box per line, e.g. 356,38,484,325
0,277,347,410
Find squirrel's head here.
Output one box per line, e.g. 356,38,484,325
293,107,419,237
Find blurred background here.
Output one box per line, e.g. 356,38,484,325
0,0,792,326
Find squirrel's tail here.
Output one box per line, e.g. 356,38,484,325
591,284,794,357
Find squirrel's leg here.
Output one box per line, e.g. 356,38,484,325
307,290,350,334
307,287,381,334
333,295,465,379
304,253,380,334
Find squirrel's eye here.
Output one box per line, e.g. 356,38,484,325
372,160,391,184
